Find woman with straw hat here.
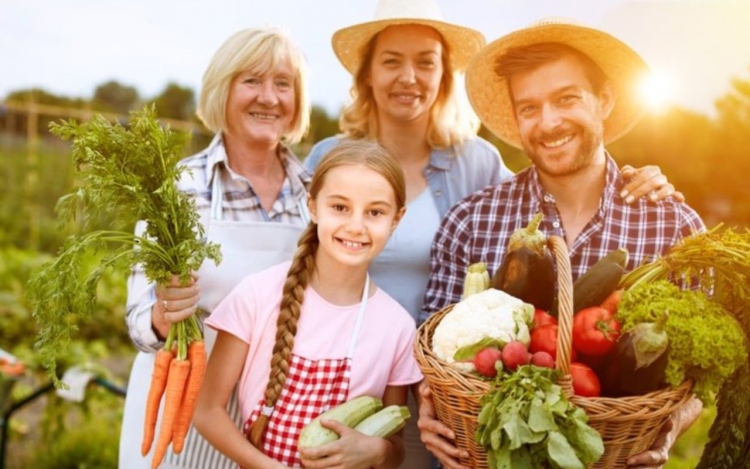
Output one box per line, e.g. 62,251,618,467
304,2,681,468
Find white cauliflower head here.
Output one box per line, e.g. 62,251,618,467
431,289,534,367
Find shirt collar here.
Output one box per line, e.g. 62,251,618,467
427,146,456,171
526,152,621,213
206,133,311,198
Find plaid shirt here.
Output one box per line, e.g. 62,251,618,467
126,134,311,352
420,155,706,322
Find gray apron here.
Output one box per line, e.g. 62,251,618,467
119,169,308,469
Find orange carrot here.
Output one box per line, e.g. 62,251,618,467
141,348,175,456
171,340,207,454
151,357,191,469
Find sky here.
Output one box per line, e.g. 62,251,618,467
2,0,749,118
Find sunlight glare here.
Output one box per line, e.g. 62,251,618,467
639,70,677,113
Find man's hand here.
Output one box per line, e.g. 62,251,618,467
417,381,470,469
626,396,703,469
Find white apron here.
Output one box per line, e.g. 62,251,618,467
119,170,308,469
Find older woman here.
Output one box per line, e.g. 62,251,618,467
303,1,680,468
119,26,312,469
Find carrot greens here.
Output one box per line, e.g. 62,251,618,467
26,104,221,387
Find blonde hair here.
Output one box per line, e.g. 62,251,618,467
247,139,405,447
197,26,311,144
338,25,479,149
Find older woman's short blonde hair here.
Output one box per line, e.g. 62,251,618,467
197,26,310,145
338,26,480,149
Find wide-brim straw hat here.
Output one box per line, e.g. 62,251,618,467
332,0,486,74
466,17,650,149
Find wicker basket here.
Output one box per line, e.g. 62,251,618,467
414,235,694,469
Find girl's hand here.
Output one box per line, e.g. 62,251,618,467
620,165,685,204
299,419,388,469
152,273,201,338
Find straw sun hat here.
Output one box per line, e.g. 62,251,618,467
466,18,650,149
332,0,486,74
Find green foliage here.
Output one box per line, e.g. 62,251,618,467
149,82,196,121
476,366,603,469
92,80,140,115
13,395,122,469
618,280,746,403
25,105,221,385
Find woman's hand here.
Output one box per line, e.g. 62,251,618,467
298,419,391,469
151,273,201,339
626,396,703,468
417,381,470,469
620,165,685,204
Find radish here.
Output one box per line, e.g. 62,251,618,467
502,341,531,371
531,351,555,369
473,347,503,378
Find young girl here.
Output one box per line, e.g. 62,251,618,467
194,139,423,469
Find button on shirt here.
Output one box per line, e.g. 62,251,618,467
126,134,311,352
420,155,706,321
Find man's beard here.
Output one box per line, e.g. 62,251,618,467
525,122,603,178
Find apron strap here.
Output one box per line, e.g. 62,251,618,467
347,273,370,359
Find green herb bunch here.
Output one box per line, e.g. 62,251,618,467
475,366,604,469
26,105,221,386
618,225,750,469
617,280,746,403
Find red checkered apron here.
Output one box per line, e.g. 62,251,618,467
243,276,370,467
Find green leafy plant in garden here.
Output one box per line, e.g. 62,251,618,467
25,104,221,387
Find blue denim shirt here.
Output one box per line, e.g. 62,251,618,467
304,136,513,218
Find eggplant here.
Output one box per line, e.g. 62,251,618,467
601,313,669,397
491,213,555,311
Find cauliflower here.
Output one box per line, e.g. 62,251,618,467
431,289,534,370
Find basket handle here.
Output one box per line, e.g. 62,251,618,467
548,235,575,396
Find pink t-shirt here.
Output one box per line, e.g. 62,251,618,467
205,261,424,421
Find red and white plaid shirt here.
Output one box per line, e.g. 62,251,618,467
420,155,706,321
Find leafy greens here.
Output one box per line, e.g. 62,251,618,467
26,105,221,386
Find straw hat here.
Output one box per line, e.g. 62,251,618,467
466,17,650,149
332,0,486,74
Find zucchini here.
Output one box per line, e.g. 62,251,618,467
550,248,629,316
297,395,383,449
353,405,411,438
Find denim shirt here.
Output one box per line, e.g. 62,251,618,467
304,135,513,217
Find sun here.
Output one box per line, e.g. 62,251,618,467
638,70,677,113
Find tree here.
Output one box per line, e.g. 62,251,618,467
150,82,195,121
708,67,750,225
92,80,140,115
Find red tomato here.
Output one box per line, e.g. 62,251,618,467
530,324,579,362
570,362,601,397
530,324,558,358
572,306,622,356
533,309,558,329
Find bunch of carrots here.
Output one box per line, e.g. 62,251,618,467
142,316,207,468
25,106,221,468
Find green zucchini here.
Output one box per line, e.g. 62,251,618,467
298,395,383,449
550,247,629,317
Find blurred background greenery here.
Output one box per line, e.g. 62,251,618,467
1,69,748,466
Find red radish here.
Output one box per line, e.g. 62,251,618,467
531,351,555,369
473,347,503,377
502,341,531,371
